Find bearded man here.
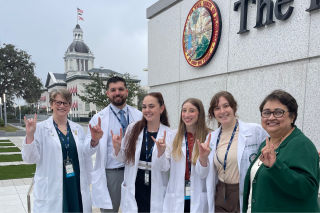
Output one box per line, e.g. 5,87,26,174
84,76,142,213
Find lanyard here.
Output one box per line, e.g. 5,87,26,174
145,126,157,166
53,120,70,158
185,132,192,180
215,120,239,172
110,106,129,131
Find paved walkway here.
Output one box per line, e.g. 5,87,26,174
0,123,100,213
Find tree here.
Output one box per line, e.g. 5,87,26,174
137,87,148,111
78,72,141,109
0,43,43,105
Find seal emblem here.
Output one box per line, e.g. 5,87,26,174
183,0,222,67
249,153,257,163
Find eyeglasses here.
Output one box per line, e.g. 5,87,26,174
53,100,70,107
261,109,288,118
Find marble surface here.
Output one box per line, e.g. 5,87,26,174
226,60,307,129
148,3,182,86
228,0,311,72
178,0,230,81
302,57,320,150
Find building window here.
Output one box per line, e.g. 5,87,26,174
85,103,90,111
85,60,88,71
77,59,79,71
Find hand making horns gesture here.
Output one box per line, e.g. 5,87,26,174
152,130,166,158
197,133,211,167
111,128,122,156
259,137,277,168
89,117,103,147
24,113,37,144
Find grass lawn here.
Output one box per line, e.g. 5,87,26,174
0,140,11,142
0,125,18,132
0,147,21,152
0,154,23,162
0,143,15,146
0,164,36,180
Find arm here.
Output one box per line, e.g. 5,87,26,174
83,116,100,157
153,131,172,172
21,115,41,164
111,123,135,163
195,133,212,178
266,139,319,200
79,127,93,184
195,155,210,179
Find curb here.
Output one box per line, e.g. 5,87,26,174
0,124,26,137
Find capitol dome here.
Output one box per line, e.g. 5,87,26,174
67,41,90,53
66,24,91,53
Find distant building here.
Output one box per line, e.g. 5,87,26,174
40,24,140,117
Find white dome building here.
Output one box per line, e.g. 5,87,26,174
39,24,139,121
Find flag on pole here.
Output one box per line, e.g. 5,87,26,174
78,13,82,15
77,8,83,14
79,16,84,21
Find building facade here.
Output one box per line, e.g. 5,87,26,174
147,0,320,148
40,24,139,118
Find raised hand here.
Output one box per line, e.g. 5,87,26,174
259,137,277,167
24,113,37,144
152,130,166,158
89,117,103,147
197,133,211,167
111,128,122,156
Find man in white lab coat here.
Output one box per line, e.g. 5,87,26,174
84,76,142,213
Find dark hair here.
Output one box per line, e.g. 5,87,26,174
259,90,298,127
106,76,127,90
124,92,170,165
208,91,238,127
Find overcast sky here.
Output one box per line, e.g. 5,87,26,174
0,0,158,105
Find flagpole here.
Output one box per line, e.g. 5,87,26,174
77,7,78,24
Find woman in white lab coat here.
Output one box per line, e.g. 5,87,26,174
112,92,171,213
153,98,211,213
196,91,269,213
22,88,93,213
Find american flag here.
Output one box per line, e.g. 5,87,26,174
77,8,83,14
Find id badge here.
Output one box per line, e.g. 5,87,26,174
144,170,150,186
64,158,75,178
185,180,191,200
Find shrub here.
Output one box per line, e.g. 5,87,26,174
0,118,4,127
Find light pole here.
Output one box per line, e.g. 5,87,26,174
3,94,7,127
96,110,97,114
14,103,16,117
19,105,21,124
90,109,92,118
0,97,2,119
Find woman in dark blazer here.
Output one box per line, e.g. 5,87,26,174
243,90,320,212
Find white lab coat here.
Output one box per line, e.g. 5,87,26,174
112,121,171,213
153,129,209,213
83,105,142,209
195,120,269,213
21,116,93,213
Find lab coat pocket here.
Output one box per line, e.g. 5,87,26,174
33,176,48,201
91,168,104,202
200,192,208,213
120,181,127,210
163,193,175,213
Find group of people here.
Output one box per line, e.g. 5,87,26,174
22,76,320,213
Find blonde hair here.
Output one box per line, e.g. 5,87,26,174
49,88,72,105
171,98,211,165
